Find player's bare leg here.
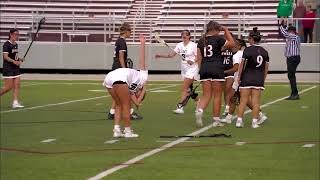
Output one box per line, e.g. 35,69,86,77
221,88,236,124
236,89,250,127
223,77,234,116
212,81,224,127
108,88,123,138
195,81,212,127
174,78,194,114
0,78,13,96
251,89,262,128
114,84,138,138
12,77,23,108
247,95,268,125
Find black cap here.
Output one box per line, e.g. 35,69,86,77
288,26,296,32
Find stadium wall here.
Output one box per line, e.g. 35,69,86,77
0,42,319,72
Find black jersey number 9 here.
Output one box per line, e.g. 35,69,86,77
256,55,263,67
129,83,138,91
203,45,213,58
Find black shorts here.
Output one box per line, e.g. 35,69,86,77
2,64,21,78
112,59,128,70
240,80,265,90
224,73,234,79
113,81,126,85
199,62,225,81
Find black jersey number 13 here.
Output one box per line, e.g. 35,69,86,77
203,45,213,58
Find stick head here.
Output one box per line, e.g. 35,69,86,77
39,17,46,25
154,32,166,45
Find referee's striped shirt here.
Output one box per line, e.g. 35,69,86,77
279,25,301,57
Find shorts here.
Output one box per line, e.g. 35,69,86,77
239,81,265,90
181,63,199,80
103,71,127,89
224,73,234,79
2,66,21,79
199,62,225,81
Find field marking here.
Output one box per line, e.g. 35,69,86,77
104,140,119,144
1,84,178,114
88,85,318,180
150,90,176,93
235,142,247,146
41,139,56,143
301,106,309,109
156,140,199,143
302,144,315,148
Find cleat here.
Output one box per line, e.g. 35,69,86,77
131,112,143,120
252,122,260,129
220,115,232,124
173,108,184,114
113,128,124,138
124,129,139,138
195,110,203,127
12,102,24,109
107,112,114,120
236,120,244,128
257,113,267,125
212,121,224,127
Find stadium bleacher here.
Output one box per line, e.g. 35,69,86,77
0,0,296,43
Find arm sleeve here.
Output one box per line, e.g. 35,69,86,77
3,43,10,53
265,51,270,63
279,25,299,40
174,43,180,54
118,39,126,51
193,43,197,56
232,53,240,65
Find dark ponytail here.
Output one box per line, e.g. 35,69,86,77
203,21,221,47
8,28,18,40
249,27,261,43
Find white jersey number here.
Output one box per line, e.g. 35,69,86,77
223,57,230,64
203,45,213,58
256,55,263,67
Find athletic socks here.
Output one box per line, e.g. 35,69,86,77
110,108,134,115
114,125,120,130
224,105,230,114
226,113,233,120
110,108,115,115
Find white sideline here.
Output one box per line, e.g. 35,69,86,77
88,85,318,180
0,84,178,114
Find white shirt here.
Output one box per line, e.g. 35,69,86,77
105,68,148,92
174,41,197,64
232,50,243,79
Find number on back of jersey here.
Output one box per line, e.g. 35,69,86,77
256,55,263,67
223,56,230,65
203,45,213,58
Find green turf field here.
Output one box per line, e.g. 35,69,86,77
0,80,319,180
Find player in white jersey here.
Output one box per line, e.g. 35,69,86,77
155,30,199,114
103,35,148,138
220,38,267,125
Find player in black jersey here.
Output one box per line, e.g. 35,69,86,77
195,21,235,127
0,29,25,109
236,27,269,128
108,22,142,120
221,46,237,116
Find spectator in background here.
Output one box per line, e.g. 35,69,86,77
293,0,306,41
302,5,316,43
277,0,294,24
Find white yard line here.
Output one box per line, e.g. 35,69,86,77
87,85,317,180
1,84,178,114
41,139,56,143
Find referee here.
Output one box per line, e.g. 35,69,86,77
279,23,301,100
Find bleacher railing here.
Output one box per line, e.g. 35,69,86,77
0,15,319,43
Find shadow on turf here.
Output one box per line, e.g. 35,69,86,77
1,140,319,155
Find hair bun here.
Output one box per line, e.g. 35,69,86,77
253,27,258,33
